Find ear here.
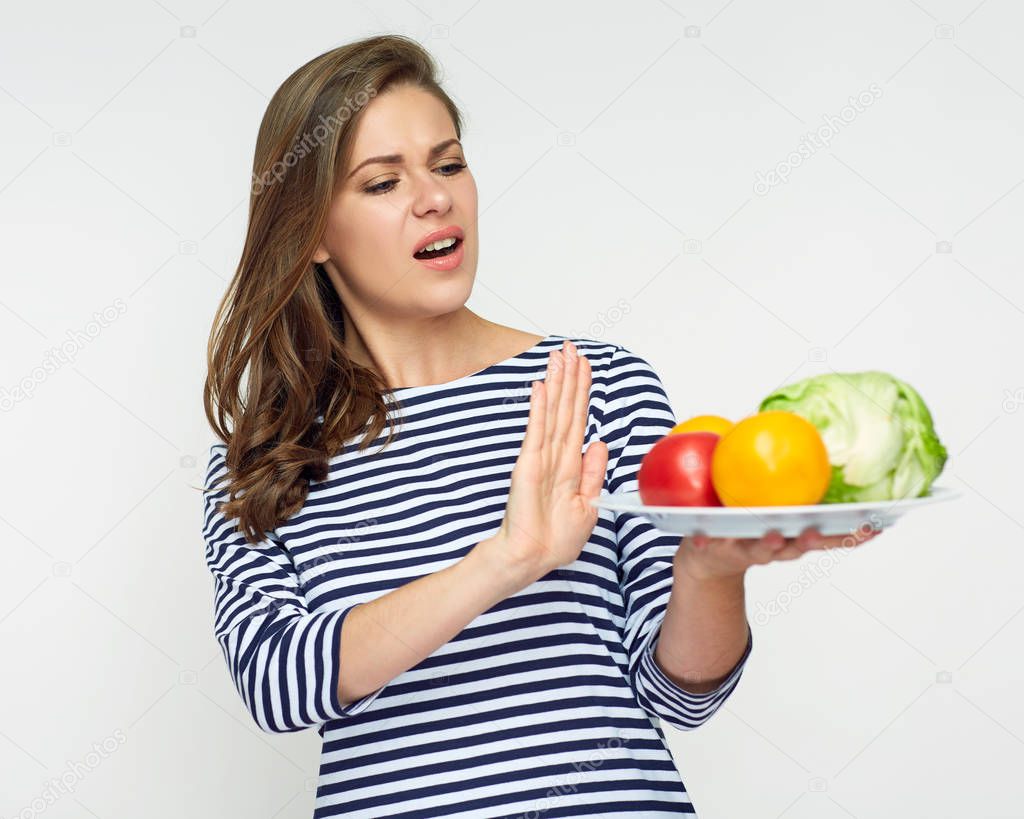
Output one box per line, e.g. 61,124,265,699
312,241,329,265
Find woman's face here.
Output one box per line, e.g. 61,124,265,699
313,84,479,321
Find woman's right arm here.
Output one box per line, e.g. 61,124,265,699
339,339,608,706
336,535,531,705
204,341,603,726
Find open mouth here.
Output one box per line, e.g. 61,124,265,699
413,237,462,260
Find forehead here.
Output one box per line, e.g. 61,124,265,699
349,85,456,157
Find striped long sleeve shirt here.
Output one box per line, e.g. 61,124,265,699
202,334,753,818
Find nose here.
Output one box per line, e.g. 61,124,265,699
411,169,453,217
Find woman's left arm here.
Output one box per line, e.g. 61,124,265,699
656,564,749,695
656,526,881,694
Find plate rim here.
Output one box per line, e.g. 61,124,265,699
589,484,960,515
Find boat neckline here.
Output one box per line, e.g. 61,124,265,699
390,332,562,393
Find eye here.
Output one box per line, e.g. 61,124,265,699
364,179,397,195
363,161,467,195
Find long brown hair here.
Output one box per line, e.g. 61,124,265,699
203,35,465,544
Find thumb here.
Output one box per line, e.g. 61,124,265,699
578,439,608,500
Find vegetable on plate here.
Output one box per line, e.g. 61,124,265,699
758,371,948,502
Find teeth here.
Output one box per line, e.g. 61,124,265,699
419,236,457,253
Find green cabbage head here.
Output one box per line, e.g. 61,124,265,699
758,371,948,503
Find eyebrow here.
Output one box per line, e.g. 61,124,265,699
347,138,463,180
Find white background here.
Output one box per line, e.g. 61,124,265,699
1,0,1022,817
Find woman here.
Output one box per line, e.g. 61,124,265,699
202,34,876,818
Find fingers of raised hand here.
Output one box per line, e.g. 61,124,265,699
523,342,589,453
552,342,579,449
543,350,563,450
568,348,591,453
522,378,546,455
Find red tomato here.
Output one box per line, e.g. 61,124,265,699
637,432,722,506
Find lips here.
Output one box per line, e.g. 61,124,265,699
412,225,464,257
413,236,466,271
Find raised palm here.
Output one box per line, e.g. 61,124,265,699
495,340,609,582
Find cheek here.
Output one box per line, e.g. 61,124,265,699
332,202,402,258
461,173,479,207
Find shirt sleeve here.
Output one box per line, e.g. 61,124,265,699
202,443,386,733
599,344,753,731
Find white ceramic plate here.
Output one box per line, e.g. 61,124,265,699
589,485,960,538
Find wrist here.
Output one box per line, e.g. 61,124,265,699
673,552,747,586
468,535,539,598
